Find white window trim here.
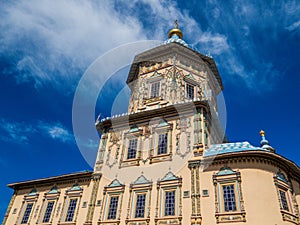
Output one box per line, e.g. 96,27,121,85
16,190,39,225
59,185,83,224
213,167,246,223
274,172,299,223
185,82,196,100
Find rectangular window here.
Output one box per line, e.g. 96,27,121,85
222,185,237,212
186,83,194,99
158,133,168,155
65,198,77,222
107,196,119,220
21,203,33,224
165,191,175,216
135,194,146,218
127,139,137,159
42,201,54,223
150,82,160,98
280,190,289,211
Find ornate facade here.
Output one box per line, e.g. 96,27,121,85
3,24,300,225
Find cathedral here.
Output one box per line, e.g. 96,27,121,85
3,24,300,225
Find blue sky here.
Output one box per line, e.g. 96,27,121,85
0,0,299,221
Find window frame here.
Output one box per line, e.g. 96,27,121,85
135,193,146,218
164,190,176,216
38,186,60,224
59,184,82,224
42,200,55,223
107,195,119,220
150,120,173,164
221,183,238,212
120,128,143,168
155,171,182,224
213,167,246,223
125,175,152,224
127,138,138,160
20,202,34,224
17,189,39,225
185,82,195,100
99,179,125,224
150,81,161,98
157,133,168,155
65,198,78,222
274,171,299,223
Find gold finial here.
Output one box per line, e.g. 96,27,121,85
260,130,265,137
168,19,183,39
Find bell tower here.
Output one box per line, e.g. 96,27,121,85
126,21,223,116
93,22,226,225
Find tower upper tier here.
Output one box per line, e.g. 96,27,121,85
126,24,223,114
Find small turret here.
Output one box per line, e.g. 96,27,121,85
260,130,275,152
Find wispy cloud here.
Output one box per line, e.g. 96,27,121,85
0,0,298,93
286,20,300,32
0,119,73,144
38,121,73,143
0,119,35,144
0,0,146,89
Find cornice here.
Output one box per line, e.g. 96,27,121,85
126,42,223,90
201,151,300,181
96,100,211,133
7,171,94,190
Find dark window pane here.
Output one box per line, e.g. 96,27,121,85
127,139,137,159
65,199,77,222
158,133,168,155
108,196,119,220
280,190,289,211
165,191,175,216
186,83,194,99
222,185,237,212
21,203,33,224
150,82,160,98
135,194,146,218
42,201,54,223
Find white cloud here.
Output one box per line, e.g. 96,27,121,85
0,0,146,88
38,121,73,143
0,119,73,144
286,20,300,31
0,0,295,93
0,119,35,144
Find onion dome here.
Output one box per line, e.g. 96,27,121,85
165,20,188,47
260,130,275,152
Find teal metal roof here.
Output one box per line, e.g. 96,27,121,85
161,171,179,181
48,186,59,194
204,141,268,157
164,34,188,47
133,174,151,185
28,188,37,196
70,184,82,191
217,167,236,176
108,179,123,187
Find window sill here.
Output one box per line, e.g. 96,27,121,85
281,210,299,224
155,216,182,225
143,97,163,105
150,153,172,164
125,218,150,225
57,222,76,225
97,219,120,225
215,211,246,223
119,158,140,168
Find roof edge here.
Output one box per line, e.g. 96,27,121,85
7,170,94,189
